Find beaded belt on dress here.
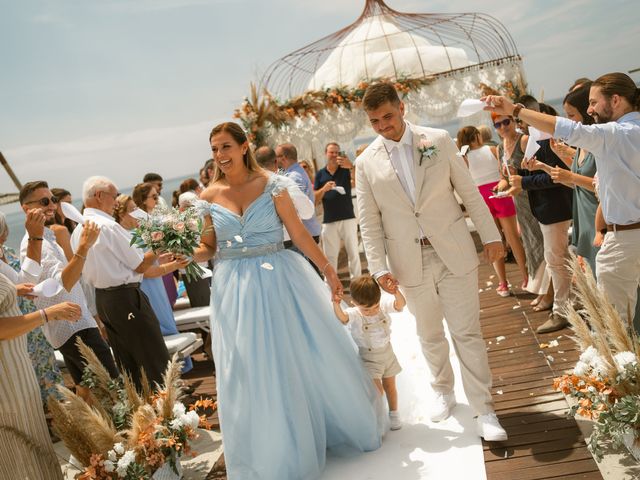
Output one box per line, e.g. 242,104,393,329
216,242,284,259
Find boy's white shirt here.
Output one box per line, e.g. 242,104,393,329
345,294,400,349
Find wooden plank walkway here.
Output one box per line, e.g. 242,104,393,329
477,261,602,480
178,250,602,479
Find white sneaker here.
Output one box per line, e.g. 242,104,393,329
477,413,508,441
430,391,456,422
389,411,402,431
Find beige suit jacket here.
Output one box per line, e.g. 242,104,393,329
355,123,501,287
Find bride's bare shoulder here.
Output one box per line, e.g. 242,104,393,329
200,183,224,202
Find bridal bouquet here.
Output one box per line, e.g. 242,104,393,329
553,256,640,461
49,342,216,479
130,206,206,282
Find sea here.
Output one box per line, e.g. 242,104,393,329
1,173,197,251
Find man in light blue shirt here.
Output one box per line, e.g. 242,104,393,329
276,143,323,274
483,72,640,329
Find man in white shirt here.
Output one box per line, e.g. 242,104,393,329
356,83,507,441
19,181,119,399
71,176,170,389
483,72,640,330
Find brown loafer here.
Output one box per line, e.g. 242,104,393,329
536,313,570,334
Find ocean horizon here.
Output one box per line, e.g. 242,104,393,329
1,173,197,252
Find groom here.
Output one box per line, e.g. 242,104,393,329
355,83,508,441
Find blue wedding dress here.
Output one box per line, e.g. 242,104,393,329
209,175,384,479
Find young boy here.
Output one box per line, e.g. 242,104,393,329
333,274,406,430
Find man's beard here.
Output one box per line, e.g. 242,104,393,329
44,216,56,226
593,104,614,124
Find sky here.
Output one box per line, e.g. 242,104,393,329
1,0,639,207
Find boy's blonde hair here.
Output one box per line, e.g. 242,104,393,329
349,275,381,307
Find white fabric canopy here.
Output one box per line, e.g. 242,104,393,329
309,15,471,90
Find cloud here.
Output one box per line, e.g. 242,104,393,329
31,12,70,26
98,0,238,13
1,120,222,198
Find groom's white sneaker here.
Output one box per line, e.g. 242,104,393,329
477,413,508,441
430,391,456,422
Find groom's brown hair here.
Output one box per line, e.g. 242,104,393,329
362,83,401,111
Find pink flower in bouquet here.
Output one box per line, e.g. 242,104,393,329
187,219,199,232
173,221,186,233
151,231,164,241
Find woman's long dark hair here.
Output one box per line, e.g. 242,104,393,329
51,187,76,233
563,82,594,125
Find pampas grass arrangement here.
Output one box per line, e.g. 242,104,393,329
554,254,640,461
48,344,211,479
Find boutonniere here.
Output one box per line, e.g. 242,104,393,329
417,137,439,166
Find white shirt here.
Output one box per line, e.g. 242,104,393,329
381,122,417,204
379,121,427,248
345,295,399,349
555,112,640,225
278,174,315,241
20,228,97,348
71,208,144,289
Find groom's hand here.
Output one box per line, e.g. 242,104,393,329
377,273,399,294
483,241,504,264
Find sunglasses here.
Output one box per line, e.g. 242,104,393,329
493,119,512,129
25,196,59,207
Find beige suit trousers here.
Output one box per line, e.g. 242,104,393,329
402,246,494,415
596,229,640,327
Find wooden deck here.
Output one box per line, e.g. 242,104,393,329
477,261,603,480
178,251,603,479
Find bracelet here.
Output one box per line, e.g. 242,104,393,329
40,309,49,324
512,103,525,120
321,262,332,275
29,237,44,242
74,252,86,261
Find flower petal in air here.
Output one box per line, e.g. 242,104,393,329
234,235,244,243
261,263,274,270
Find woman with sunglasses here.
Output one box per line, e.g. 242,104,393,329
494,112,552,308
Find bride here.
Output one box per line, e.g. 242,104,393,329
193,122,384,479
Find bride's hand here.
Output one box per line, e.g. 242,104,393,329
324,265,344,302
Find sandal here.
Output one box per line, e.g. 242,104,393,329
496,282,511,298
532,300,553,312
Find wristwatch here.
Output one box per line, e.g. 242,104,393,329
512,103,525,120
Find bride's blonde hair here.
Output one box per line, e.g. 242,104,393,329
209,122,261,184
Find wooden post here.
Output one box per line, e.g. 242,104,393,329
0,151,22,191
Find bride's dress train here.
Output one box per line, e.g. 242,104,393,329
322,309,486,479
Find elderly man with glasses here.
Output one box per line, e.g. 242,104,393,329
71,176,170,389
18,180,119,400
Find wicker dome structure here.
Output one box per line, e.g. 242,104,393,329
235,0,525,160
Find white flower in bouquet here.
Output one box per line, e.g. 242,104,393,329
172,402,186,417
573,360,590,376
113,442,125,455
116,449,136,476
579,345,599,365
103,459,115,473
184,410,200,430
130,205,208,281
107,448,118,462
591,356,610,378
614,351,637,371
